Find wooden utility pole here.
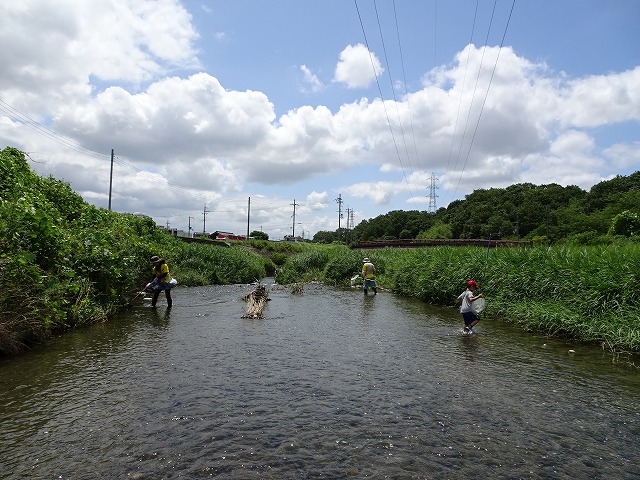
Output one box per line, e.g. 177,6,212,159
291,199,298,237
203,204,210,234
108,148,114,210
247,197,251,239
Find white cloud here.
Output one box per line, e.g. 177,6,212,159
603,141,640,170
299,65,324,93
520,131,604,188
1,2,638,237
557,67,640,128
344,180,397,205
0,0,199,104
333,43,383,89
306,191,329,210
407,196,430,204
54,72,275,163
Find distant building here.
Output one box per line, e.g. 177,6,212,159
283,235,304,242
211,231,246,241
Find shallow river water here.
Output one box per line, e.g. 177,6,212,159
1,281,639,479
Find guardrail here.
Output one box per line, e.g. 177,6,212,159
352,238,532,249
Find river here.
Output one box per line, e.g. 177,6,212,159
1,281,638,479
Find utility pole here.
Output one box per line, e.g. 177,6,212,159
188,216,194,238
336,194,343,229
291,199,299,238
247,197,251,239
428,173,439,213
345,207,355,242
203,204,211,234
108,148,114,211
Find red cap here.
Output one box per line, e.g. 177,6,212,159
467,280,478,288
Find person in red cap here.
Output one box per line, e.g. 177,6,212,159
457,280,483,333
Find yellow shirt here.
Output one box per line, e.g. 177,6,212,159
362,262,376,279
152,263,172,283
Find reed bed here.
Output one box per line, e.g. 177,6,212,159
382,245,639,351
278,244,640,352
168,242,267,286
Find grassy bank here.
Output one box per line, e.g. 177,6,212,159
275,244,640,353
0,147,271,354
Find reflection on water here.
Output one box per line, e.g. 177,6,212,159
0,281,638,479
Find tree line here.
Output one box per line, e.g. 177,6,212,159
313,173,640,245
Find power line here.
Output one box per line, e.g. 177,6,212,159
0,98,109,161
448,0,499,203
392,0,423,176
443,0,480,183
353,0,415,207
373,0,419,202
452,0,517,199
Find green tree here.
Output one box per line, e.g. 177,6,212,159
348,171,639,245
585,172,640,212
608,210,640,237
417,220,453,239
312,230,339,243
250,230,269,240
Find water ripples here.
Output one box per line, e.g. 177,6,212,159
1,282,638,479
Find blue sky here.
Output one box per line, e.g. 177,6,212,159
1,0,638,239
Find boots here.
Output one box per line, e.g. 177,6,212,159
151,289,160,307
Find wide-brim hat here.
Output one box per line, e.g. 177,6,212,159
363,257,370,262
150,255,160,263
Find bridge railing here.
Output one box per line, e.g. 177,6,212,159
352,238,532,249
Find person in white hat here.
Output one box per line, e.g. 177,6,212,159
361,257,377,295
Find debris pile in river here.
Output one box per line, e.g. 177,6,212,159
242,284,269,319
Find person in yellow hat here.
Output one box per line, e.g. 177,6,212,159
146,255,176,308
361,257,377,295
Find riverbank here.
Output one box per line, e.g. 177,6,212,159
0,147,274,354
2,146,638,355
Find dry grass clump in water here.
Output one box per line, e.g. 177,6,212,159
242,284,269,319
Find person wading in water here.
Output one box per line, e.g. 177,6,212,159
361,257,377,296
147,255,176,308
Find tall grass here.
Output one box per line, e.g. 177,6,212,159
162,242,267,286
277,244,640,352
274,245,338,284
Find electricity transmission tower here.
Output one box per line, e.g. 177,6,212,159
428,173,439,213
